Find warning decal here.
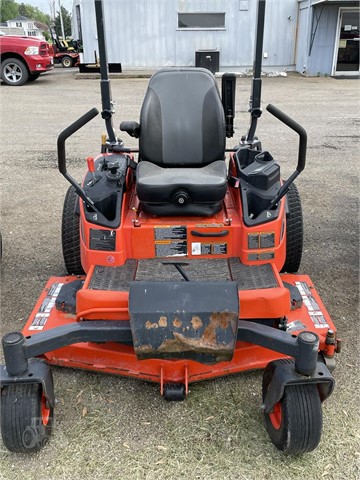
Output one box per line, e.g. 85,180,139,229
155,240,187,257
287,320,307,333
154,226,187,240
29,282,64,331
295,281,329,329
154,226,187,257
191,242,227,255
30,313,50,331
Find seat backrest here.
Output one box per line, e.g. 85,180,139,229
139,68,226,167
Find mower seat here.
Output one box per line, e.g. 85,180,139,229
136,68,227,216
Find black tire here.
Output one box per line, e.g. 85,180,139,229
1,383,54,453
61,56,73,68
62,185,84,275
28,73,41,82
1,58,29,86
281,182,303,273
262,359,323,455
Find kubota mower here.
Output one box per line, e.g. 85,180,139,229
49,27,80,68
0,0,340,455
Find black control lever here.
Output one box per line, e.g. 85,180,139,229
57,108,100,209
266,104,307,209
162,262,190,281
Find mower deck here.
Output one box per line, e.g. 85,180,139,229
21,261,335,390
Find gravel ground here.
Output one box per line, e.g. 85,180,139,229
0,69,359,480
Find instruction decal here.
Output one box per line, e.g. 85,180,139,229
29,282,64,331
154,226,186,240
155,240,187,257
154,226,187,257
191,242,227,255
287,320,307,333
295,281,329,329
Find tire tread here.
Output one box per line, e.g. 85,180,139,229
281,183,303,273
62,185,84,275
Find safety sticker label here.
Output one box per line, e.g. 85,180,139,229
191,242,227,255
29,313,50,331
154,226,187,257
38,296,56,314
309,313,329,328
29,282,64,331
295,281,329,329
48,282,63,297
155,240,187,257
154,226,187,240
287,320,307,333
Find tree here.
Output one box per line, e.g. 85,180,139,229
54,5,71,38
18,3,29,16
1,1,51,26
0,0,19,22
19,3,52,26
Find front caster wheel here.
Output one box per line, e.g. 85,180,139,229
262,360,323,455
1,383,54,452
163,383,186,401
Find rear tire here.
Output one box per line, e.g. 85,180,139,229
1,58,29,86
1,383,54,453
262,359,323,455
62,185,84,275
281,183,303,273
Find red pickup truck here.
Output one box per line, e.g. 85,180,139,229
0,35,53,86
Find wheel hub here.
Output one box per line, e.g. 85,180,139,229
5,64,22,82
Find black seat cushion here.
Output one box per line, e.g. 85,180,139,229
137,161,227,216
139,68,225,167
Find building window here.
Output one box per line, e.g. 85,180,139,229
28,22,34,29
28,31,37,36
178,13,225,29
16,22,22,27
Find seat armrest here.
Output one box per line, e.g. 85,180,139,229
120,121,141,138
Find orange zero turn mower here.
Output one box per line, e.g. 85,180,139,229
0,0,340,455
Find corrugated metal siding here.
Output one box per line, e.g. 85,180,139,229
261,0,299,68
307,4,339,74
73,0,299,70
296,0,310,73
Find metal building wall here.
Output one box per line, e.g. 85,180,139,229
307,4,338,75
73,0,299,71
296,1,310,74
296,1,339,76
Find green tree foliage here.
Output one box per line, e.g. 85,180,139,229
1,1,52,27
0,0,19,22
54,6,72,38
0,0,53,40
18,3,51,26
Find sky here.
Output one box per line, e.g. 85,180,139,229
21,0,73,16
